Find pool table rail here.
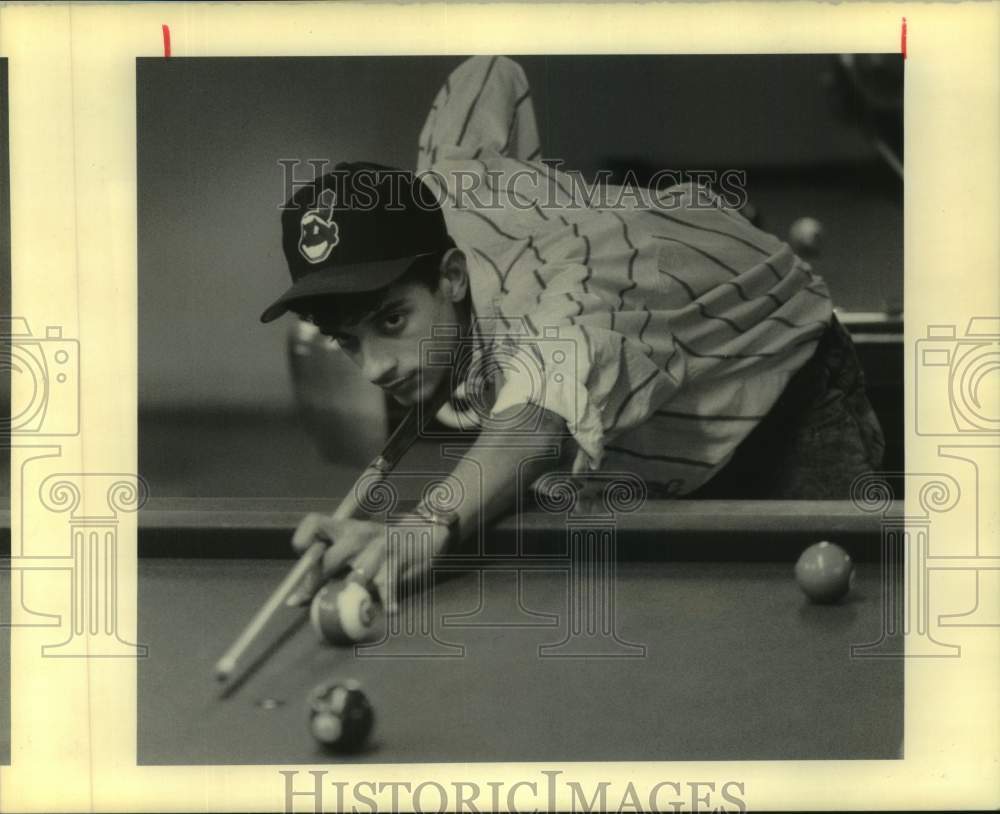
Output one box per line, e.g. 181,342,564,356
137,497,904,562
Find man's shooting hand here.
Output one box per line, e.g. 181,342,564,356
285,514,385,607
348,517,453,617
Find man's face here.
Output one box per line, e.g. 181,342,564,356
314,280,463,407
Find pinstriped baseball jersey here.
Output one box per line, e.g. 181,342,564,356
417,56,833,496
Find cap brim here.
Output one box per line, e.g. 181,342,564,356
260,254,429,323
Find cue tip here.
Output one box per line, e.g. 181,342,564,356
214,658,235,683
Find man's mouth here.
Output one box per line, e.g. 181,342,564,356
385,372,415,391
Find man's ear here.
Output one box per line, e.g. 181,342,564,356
438,247,469,302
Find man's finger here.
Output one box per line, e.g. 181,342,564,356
287,513,338,605
291,512,335,552
284,555,324,607
321,535,367,580
371,562,397,617
350,538,387,587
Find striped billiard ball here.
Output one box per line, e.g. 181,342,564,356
310,579,379,645
308,679,374,752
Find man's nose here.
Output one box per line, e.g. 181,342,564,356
362,353,398,387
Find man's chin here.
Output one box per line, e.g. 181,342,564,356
387,375,438,408
389,392,414,407
389,387,425,407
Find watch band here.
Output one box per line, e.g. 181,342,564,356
412,502,460,541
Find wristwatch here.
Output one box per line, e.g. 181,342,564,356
411,502,460,543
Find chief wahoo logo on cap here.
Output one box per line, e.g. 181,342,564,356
298,188,340,264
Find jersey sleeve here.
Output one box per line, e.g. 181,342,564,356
417,56,541,172
485,281,688,475
415,59,833,491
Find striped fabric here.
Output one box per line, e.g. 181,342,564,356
417,56,833,496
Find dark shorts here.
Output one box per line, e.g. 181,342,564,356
689,315,886,500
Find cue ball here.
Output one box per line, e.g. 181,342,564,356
788,216,823,257
308,680,374,752
310,580,379,645
795,541,855,603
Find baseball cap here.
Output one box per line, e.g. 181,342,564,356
260,161,451,323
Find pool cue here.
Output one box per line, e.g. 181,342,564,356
213,382,454,683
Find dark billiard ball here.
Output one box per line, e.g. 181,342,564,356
310,579,379,645
795,541,855,603
308,679,374,752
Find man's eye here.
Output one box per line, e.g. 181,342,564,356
382,313,406,332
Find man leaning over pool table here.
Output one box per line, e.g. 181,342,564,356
259,56,885,610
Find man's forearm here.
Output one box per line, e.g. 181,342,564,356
432,405,568,545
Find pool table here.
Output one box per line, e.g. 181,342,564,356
138,481,905,765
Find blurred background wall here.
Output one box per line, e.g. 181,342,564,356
138,54,898,413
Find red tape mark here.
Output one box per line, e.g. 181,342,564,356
162,24,171,58
901,17,907,60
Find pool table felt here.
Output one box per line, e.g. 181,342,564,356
138,557,902,764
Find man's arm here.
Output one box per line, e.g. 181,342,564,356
434,403,568,552
417,56,540,172
353,404,568,597
292,404,566,602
